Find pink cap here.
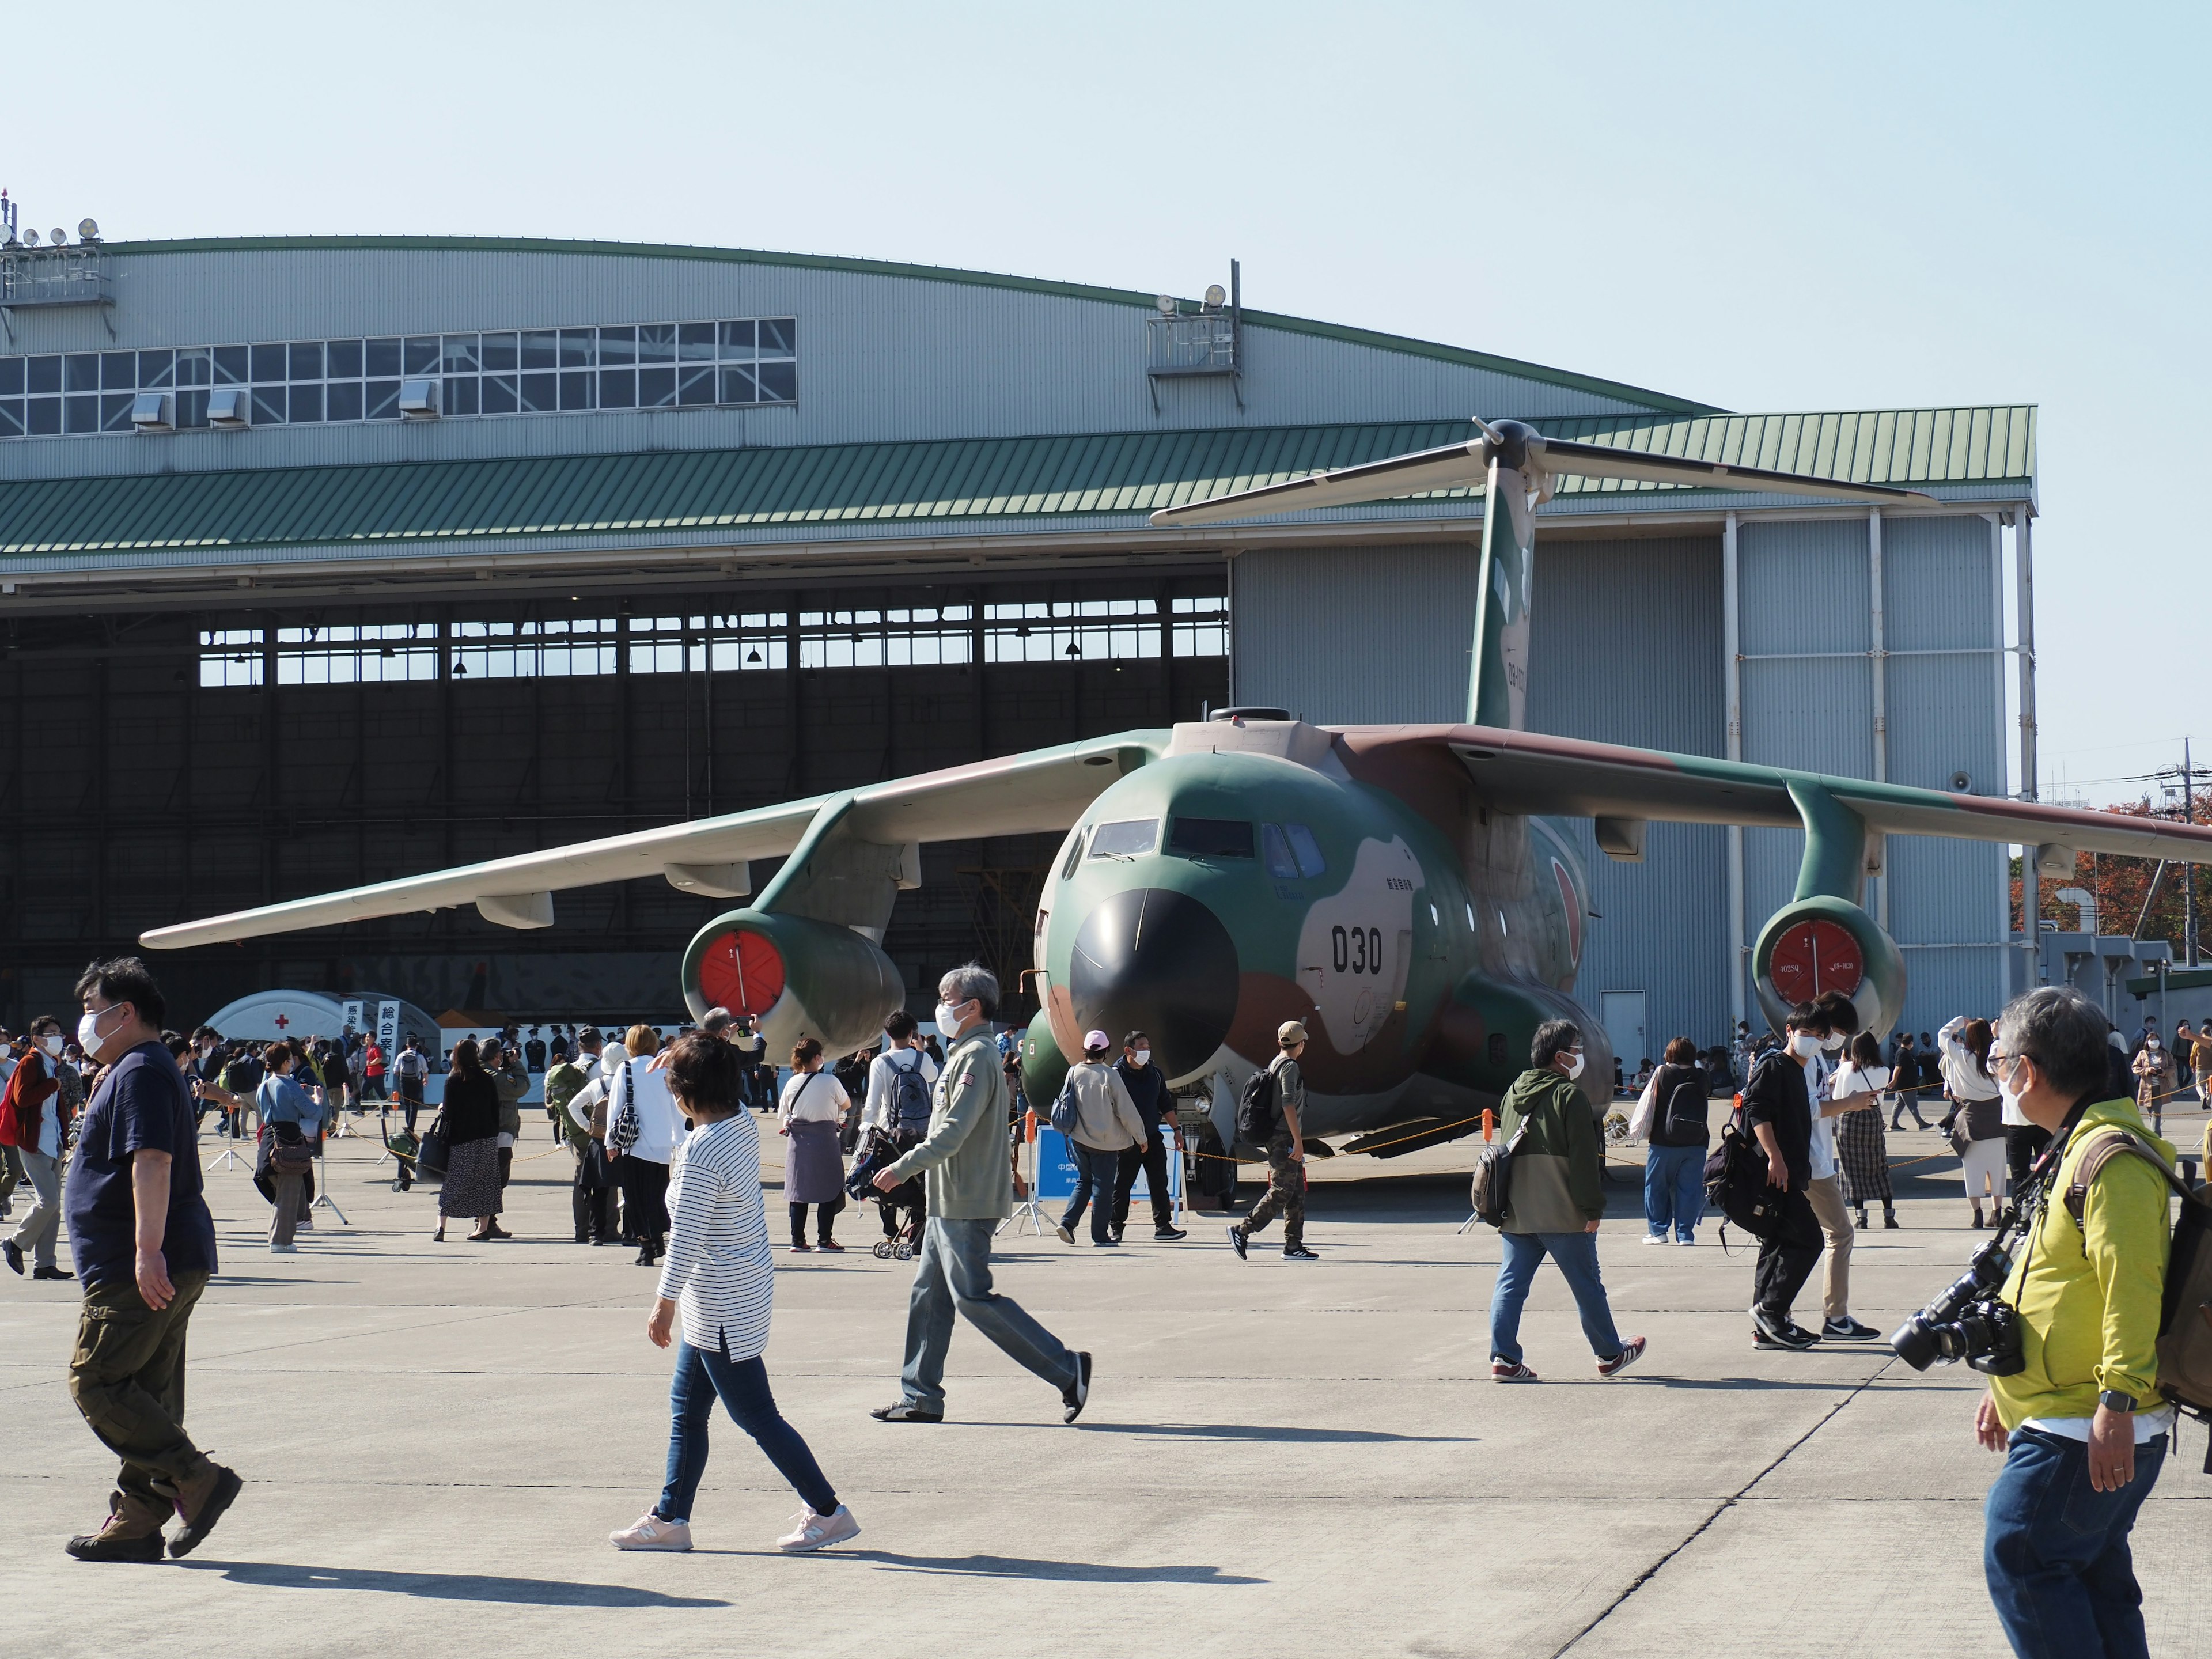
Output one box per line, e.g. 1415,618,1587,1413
1083,1029,1111,1051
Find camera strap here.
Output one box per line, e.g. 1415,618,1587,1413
1997,1094,2100,1303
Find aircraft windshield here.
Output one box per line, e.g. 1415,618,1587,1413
1262,822,1328,880
1087,819,1157,859
1168,817,1253,859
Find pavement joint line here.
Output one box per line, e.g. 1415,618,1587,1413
1546,1355,1899,1659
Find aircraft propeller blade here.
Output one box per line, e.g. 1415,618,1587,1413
1149,420,1937,525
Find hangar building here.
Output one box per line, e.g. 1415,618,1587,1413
0,233,2037,1051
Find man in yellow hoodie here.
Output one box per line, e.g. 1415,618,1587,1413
1976,984,2176,1659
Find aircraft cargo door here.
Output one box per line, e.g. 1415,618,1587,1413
1599,991,1647,1092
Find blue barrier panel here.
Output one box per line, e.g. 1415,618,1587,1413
1030,1127,1181,1212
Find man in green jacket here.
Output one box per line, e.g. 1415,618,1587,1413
1976,984,2177,1658
869,963,1090,1426
1487,1019,1645,1382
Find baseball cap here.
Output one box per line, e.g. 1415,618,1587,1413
1277,1020,1309,1046
1083,1028,1111,1052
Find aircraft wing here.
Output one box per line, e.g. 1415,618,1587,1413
1340,725,2212,862
141,729,1167,949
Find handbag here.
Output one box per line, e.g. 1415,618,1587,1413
415,1112,452,1181
270,1122,316,1173
1627,1077,1658,1142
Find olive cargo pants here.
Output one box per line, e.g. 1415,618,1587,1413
68,1271,216,1530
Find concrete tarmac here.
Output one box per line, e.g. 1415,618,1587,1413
2,1112,2207,1658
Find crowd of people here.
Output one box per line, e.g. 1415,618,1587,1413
12,952,2205,1658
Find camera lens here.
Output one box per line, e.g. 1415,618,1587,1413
1891,1316,1941,1370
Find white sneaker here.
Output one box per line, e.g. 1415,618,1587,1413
776,1503,860,1552
1676,1235,1697,1246
1640,1234,1672,1246
269,1243,298,1255
609,1512,693,1551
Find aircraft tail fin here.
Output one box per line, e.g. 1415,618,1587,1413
1466,456,1537,729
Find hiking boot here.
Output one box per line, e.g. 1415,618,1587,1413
1062,1351,1093,1424
777,1503,861,1552
609,1512,692,1551
1883,1210,1900,1229
1225,1225,1248,1260
164,1463,243,1559
1598,1336,1647,1377
1490,1359,1540,1382
65,1512,165,1563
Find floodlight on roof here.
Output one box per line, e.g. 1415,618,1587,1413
1204,283,1226,308
48,228,65,246
77,218,99,241
21,229,37,247
1153,294,1176,316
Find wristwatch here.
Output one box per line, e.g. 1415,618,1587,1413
2098,1389,2137,1413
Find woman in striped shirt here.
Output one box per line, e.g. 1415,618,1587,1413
609,1032,859,1555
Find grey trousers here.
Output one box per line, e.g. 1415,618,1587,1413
899,1217,1077,1412
7,1149,61,1269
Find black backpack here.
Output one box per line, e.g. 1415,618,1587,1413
1653,1073,1711,1149
1236,1060,1282,1143
1703,1056,1791,1245
1469,1118,1530,1229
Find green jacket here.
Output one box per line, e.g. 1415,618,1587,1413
1989,1097,2176,1430
1498,1067,1604,1234
883,1025,1013,1222
490,1056,528,1138
543,1059,591,1152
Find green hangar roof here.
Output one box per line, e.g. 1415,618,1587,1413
0,407,2036,564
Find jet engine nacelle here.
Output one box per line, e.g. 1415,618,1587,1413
1751,895,1905,1038
682,908,904,1059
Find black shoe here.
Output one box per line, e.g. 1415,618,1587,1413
3,1240,20,1275
1062,1351,1093,1424
32,1266,73,1281
869,1402,944,1423
1153,1227,1188,1241
1282,1245,1319,1260
1822,1317,1880,1342
1883,1210,1900,1230
1225,1224,1248,1260
1753,1309,1819,1351
1853,1211,1869,1230
1108,1226,1124,1243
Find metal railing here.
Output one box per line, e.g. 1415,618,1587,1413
0,249,113,308
1147,310,1237,377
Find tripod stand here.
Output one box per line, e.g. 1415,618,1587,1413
1001,1126,1050,1237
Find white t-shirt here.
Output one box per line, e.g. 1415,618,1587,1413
861,1047,940,1131
779,1069,850,1126
608,1056,684,1164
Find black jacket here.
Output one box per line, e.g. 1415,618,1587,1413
441,1072,501,1145
1740,1051,1813,1190
1115,1058,1170,1137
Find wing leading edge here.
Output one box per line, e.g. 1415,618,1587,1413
141,729,1168,950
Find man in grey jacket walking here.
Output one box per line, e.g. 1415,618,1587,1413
869,964,1090,1425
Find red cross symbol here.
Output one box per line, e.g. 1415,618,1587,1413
272,1014,290,1029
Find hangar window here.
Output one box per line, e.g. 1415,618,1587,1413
0,315,797,439
982,595,1227,662
198,628,264,687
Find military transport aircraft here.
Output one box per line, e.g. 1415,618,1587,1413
143,418,2212,1152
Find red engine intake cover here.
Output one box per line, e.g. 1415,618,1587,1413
696,929,786,1016
1767,918,1865,1002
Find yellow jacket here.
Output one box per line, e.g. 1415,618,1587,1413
1988,1097,2176,1430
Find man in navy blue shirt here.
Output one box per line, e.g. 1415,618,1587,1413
1109,1031,1186,1242
59,958,240,1563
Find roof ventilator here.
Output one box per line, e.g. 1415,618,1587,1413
130,392,173,433
206,387,251,428
398,378,441,419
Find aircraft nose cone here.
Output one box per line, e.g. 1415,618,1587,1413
1069,887,1238,1081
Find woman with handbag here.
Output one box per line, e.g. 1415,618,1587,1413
1937,1015,2005,1228
434,1039,505,1244
255,1040,321,1254
609,1026,684,1267
777,1038,851,1253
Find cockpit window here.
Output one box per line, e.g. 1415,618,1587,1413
1283,823,1327,879
1168,817,1254,859
1262,824,1299,878
1059,825,1089,881
1087,819,1158,860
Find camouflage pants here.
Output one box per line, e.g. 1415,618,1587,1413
1238,1138,1305,1249
68,1271,215,1531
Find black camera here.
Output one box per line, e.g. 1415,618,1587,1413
1891,1232,2026,1375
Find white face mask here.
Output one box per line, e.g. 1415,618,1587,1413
1131,1048,1152,1068
1998,1058,2030,1113
1789,1031,1821,1060
77,1005,121,1054
1562,1051,1585,1080
41,1033,65,1056
1821,1032,1846,1052
934,1001,968,1036
2148,1037,2161,1051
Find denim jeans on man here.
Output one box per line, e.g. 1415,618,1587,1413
900,1216,1078,1411
657,1338,836,1524
1058,1142,1121,1243
1984,1425,2166,1659
1489,1230,1624,1364
1642,1144,1706,1241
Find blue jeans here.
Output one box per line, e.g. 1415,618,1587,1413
901,1216,1078,1411
1643,1143,1706,1241
1489,1230,1624,1365
656,1339,836,1524
1984,1425,2166,1659
1059,1142,1120,1241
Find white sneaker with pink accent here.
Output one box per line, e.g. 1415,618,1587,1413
609,1512,693,1551
776,1503,861,1552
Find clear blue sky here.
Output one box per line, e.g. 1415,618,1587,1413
8,2,2203,805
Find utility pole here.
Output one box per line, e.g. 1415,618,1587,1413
2187,737,2199,967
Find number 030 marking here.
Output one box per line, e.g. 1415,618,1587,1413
1331,925,1383,975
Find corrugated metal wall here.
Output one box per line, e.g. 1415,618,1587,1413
1527,537,1729,1055
2,248,1665,483
1230,543,1481,724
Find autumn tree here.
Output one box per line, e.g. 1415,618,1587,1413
2009,797,2212,959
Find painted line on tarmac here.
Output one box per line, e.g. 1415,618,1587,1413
1546,1355,1897,1658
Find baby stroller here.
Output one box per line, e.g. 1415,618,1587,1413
846,1126,921,1260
